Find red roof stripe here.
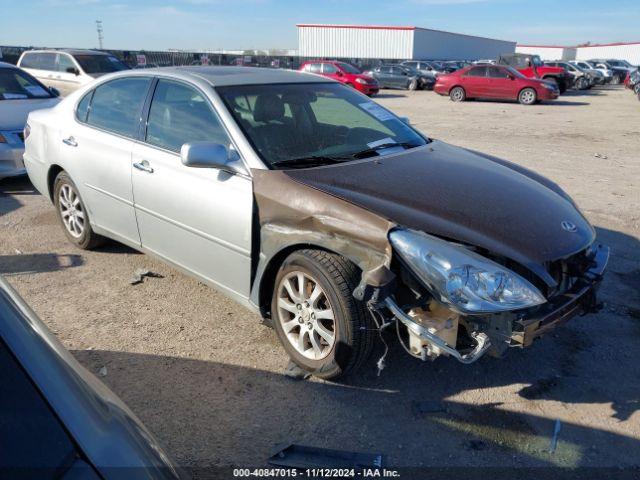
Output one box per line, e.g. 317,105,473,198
296,24,416,31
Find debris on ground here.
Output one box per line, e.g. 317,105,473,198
411,400,447,417
549,419,562,453
129,268,164,285
14,249,22,254
594,153,608,159
98,366,107,377
283,360,311,380
268,444,383,469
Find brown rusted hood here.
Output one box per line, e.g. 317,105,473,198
283,140,595,284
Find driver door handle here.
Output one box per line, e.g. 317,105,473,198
133,160,154,174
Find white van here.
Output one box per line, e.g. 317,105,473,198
17,49,129,97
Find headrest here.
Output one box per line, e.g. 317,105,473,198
253,94,285,123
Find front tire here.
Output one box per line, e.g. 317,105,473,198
53,171,104,249
449,86,466,102
518,87,537,105
271,250,374,379
408,78,418,91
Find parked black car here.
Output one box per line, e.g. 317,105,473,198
0,277,185,480
587,59,630,84
365,64,434,90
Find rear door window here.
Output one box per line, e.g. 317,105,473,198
145,79,230,152
488,67,509,78
465,66,488,77
322,63,338,74
308,63,321,74
57,54,77,73
86,77,151,138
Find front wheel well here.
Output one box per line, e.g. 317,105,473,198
257,244,355,321
47,165,64,202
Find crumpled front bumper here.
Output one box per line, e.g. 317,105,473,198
510,243,609,347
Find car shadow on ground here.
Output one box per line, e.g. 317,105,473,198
67,228,640,471
0,253,84,275
374,92,409,98
0,176,37,217
72,344,640,472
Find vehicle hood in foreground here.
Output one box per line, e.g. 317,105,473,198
0,97,60,130
284,141,595,286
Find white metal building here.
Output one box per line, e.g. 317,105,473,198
517,42,640,64
297,24,516,60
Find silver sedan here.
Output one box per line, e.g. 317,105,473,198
0,62,60,180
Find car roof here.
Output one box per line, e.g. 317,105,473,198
23,49,110,56
109,66,333,87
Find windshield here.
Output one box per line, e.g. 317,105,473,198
607,60,624,67
74,54,129,74
217,82,428,169
531,55,543,67
504,66,525,78
338,62,361,74
0,68,53,100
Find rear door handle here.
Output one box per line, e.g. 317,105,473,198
133,160,154,173
62,136,78,147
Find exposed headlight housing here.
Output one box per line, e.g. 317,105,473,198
390,229,546,314
0,132,7,144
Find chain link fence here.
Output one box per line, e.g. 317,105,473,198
0,45,386,72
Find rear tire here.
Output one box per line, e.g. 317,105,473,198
611,75,620,85
53,171,105,250
271,249,374,380
449,86,466,102
518,88,537,105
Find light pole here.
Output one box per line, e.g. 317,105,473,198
96,20,104,49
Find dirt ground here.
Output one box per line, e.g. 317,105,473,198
1,85,639,475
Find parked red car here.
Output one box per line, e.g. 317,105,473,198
434,65,559,105
299,60,379,96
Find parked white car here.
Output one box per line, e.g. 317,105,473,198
17,49,129,97
0,62,60,180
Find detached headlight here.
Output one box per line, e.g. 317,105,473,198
390,229,546,314
355,78,367,85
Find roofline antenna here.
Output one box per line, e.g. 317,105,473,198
96,20,104,50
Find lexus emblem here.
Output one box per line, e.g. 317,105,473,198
561,221,577,233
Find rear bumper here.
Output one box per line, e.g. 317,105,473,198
510,243,609,347
0,143,26,180
354,83,379,95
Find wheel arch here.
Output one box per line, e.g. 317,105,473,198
449,84,465,94
255,243,358,321
47,164,65,202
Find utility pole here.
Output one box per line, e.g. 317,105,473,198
96,20,104,49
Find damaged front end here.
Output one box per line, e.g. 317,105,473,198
362,229,609,366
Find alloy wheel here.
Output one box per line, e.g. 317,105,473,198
58,184,85,238
520,89,536,104
276,270,336,360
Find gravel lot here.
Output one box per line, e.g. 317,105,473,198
1,85,639,474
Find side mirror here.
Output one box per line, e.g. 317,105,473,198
335,70,343,76
49,87,60,97
66,67,79,75
508,74,516,80
181,142,245,175
399,116,411,125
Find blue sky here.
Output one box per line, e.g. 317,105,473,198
1,0,638,51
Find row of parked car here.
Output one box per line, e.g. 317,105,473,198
298,54,637,105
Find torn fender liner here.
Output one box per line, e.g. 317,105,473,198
250,170,395,309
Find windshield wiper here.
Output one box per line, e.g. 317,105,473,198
350,142,422,159
270,155,352,169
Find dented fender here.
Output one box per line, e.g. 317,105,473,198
249,169,395,315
